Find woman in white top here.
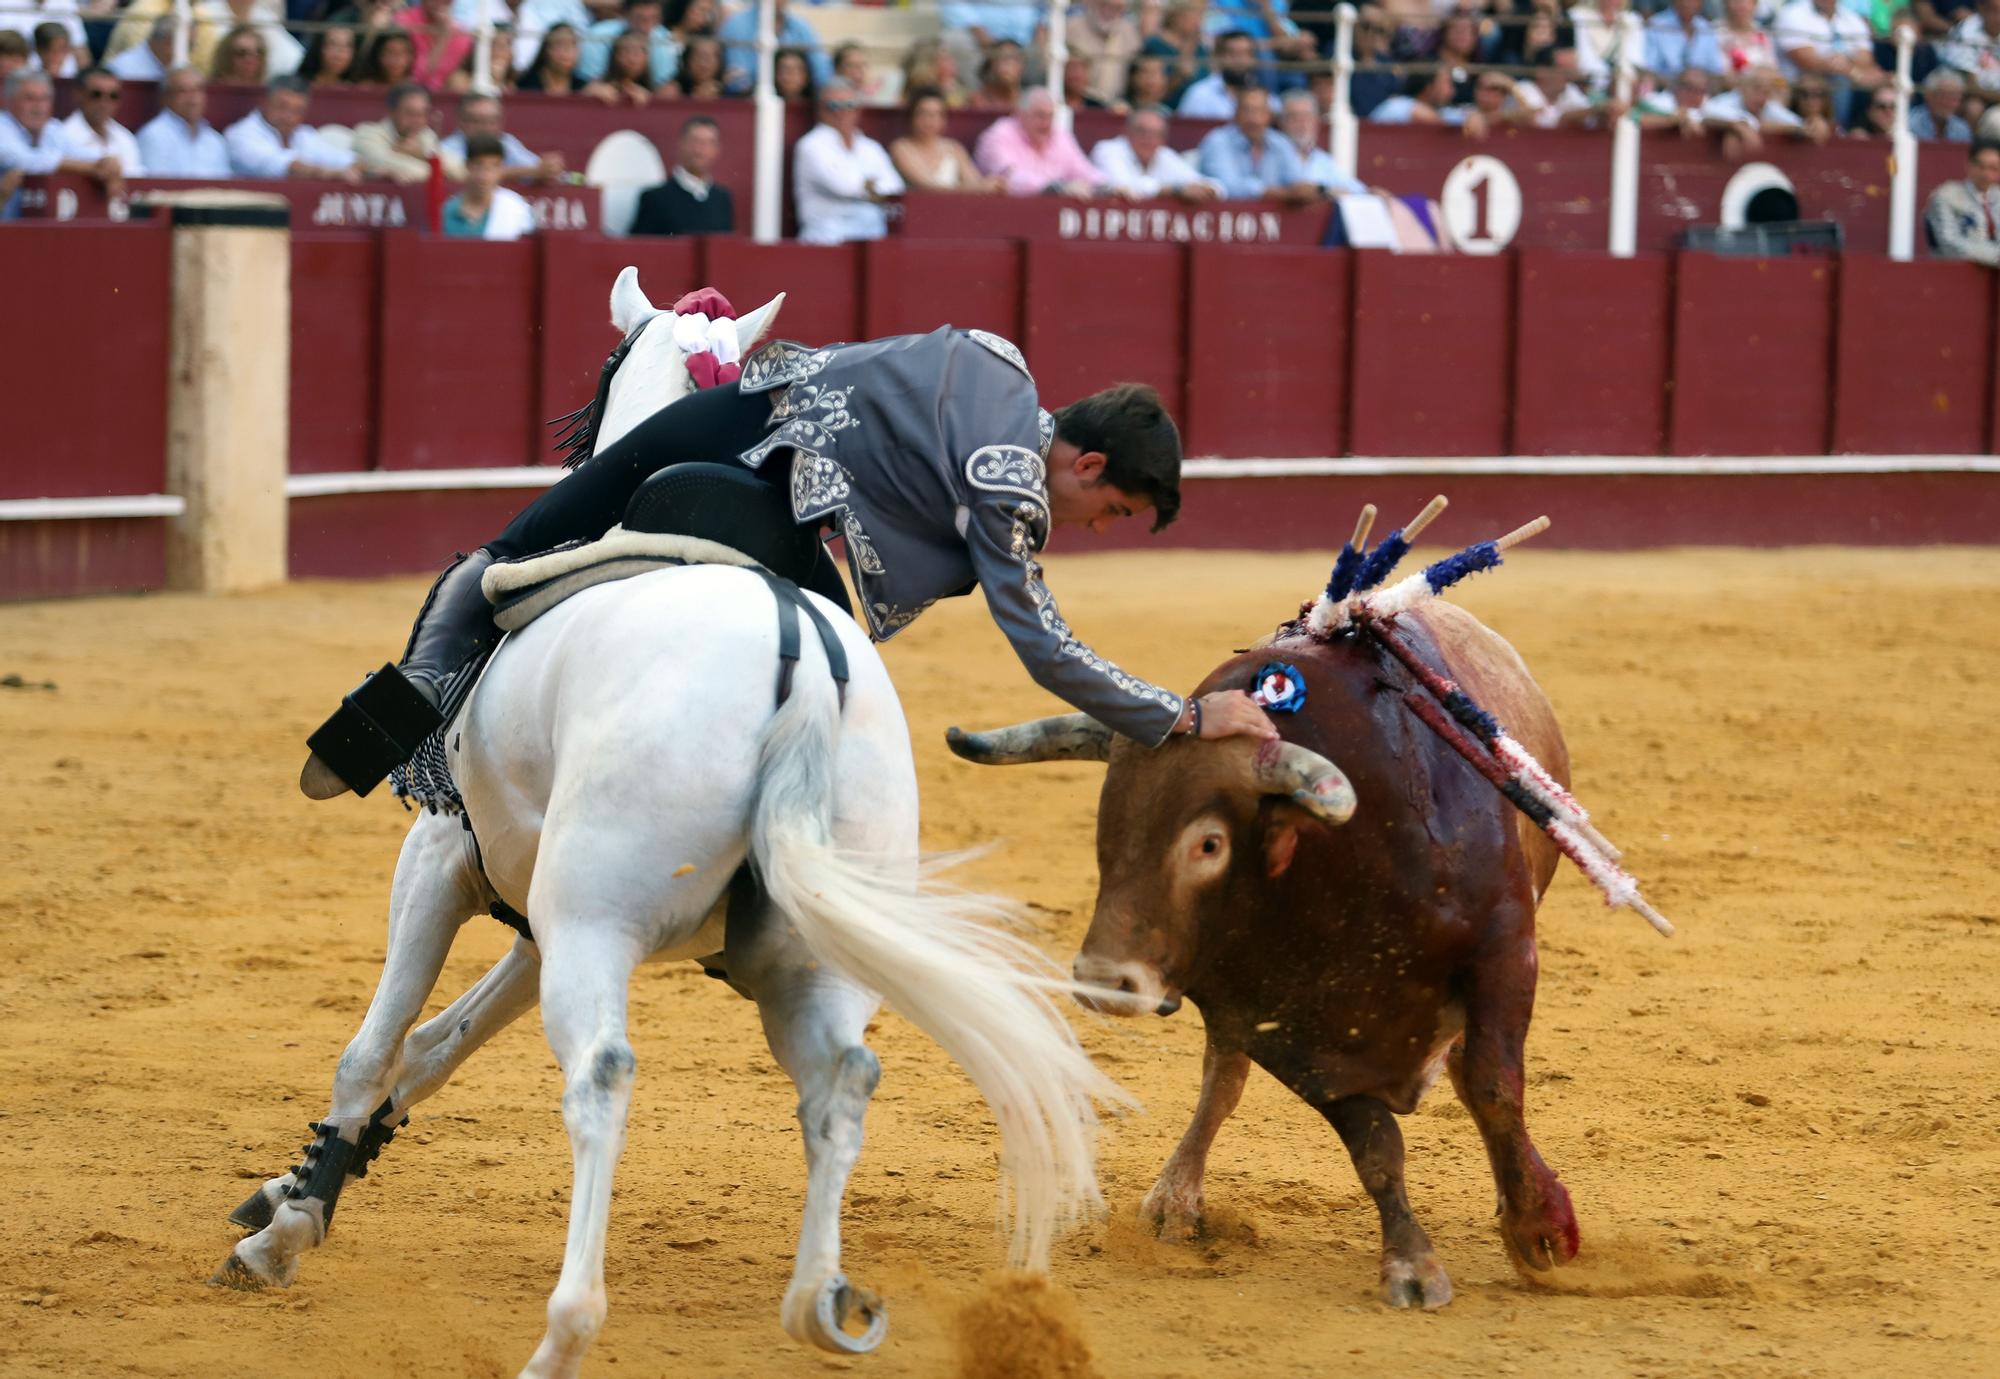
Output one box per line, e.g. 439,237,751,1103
1566,0,1630,92
1717,0,1779,75
889,85,1002,192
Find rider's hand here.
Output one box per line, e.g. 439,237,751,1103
1188,690,1279,742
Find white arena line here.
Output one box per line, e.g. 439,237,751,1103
0,494,186,521
5,458,1995,520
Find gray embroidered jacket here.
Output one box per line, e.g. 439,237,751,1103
735,325,1184,745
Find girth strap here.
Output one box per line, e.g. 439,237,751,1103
756,568,849,709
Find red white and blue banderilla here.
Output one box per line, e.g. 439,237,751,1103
1304,499,1674,938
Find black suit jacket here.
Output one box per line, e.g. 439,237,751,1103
630,178,735,237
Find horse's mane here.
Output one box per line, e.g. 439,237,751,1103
547,324,645,469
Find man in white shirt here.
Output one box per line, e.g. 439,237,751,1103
137,66,234,178
0,68,122,217
108,17,176,81
1941,0,2000,95
1773,0,1883,121
225,75,362,181
440,94,565,184
60,67,145,176
792,79,903,245
1090,109,1221,200
1700,66,1825,154
1277,89,1366,195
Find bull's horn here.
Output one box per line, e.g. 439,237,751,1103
1252,740,1358,825
946,714,1113,766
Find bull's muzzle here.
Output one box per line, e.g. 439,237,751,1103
1071,956,1182,1018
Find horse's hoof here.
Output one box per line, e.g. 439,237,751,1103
209,1252,271,1291
808,1275,888,1355
299,753,351,801
229,1182,281,1232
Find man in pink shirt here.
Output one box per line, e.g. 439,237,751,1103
973,87,1104,197
396,0,472,92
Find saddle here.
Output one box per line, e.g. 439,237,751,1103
483,463,829,631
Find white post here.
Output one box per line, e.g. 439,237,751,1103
170,0,192,66
470,0,498,96
1888,23,1918,262
1046,0,1069,128
1606,10,1641,256
751,0,783,243
1330,2,1358,179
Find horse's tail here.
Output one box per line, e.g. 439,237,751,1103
748,665,1130,1272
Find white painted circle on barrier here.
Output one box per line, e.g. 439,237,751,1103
1439,154,1522,255
1720,162,1796,229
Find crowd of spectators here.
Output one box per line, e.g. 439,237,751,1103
3,0,1999,253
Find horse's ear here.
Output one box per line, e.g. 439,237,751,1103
609,266,654,334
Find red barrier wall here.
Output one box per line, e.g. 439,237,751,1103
290,490,540,578
706,240,863,346
1511,252,1672,456
290,234,381,475
861,239,1022,342
374,232,541,470
0,221,170,500
1348,254,1512,457
1183,246,1349,459
1670,256,1835,456
1023,241,1187,422
1831,258,1994,456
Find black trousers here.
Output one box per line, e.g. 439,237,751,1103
486,381,853,615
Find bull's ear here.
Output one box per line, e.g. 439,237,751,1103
1264,819,1300,878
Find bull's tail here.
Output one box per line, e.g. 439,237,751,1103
748,667,1130,1270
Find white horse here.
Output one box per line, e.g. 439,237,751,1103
216,271,1125,1379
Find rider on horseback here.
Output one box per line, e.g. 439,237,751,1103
301,292,1275,800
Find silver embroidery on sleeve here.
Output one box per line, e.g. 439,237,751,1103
841,510,884,576
966,445,1049,512
1007,504,1181,716
1037,408,1055,462
966,329,1031,379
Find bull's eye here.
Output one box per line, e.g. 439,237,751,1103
1200,836,1222,856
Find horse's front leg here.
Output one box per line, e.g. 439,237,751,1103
215,811,483,1288
730,887,887,1354
228,937,543,1234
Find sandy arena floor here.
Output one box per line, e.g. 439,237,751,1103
1,546,1996,1379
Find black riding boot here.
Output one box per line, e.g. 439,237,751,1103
300,550,500,800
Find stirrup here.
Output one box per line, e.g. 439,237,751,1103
303,664,443,799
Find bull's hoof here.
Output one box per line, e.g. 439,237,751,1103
786,1274,887,1354
228,1181,282,1232
1139,1181,1205,1243
209,1252,272,1291
1380,1252,1453,1311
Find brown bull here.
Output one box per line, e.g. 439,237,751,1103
948,600,1579,1309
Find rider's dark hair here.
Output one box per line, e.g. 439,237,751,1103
1053,383,1182,532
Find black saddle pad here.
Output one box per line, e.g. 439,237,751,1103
625,462,824,589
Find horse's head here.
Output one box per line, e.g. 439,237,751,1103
552,267,785,466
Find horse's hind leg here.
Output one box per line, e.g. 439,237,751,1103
518,925,646,1379
228,935,542,1234
216,810,485,1288
727,876,887,1355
